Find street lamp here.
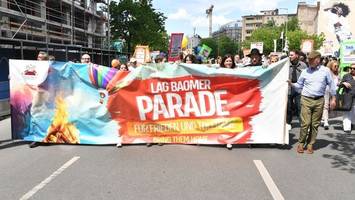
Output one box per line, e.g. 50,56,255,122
235,20,242,55
279,8,288,52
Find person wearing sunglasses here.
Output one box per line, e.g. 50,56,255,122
288,51,337,154
340,63,355,134
321,60,340,130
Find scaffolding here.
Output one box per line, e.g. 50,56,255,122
0,0,124,65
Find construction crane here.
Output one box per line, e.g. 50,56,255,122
206,5,214,37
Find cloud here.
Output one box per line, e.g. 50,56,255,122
168,8,190,20
161,0,290,36
167,0,286,26
192,0,286,15
191,15,233,27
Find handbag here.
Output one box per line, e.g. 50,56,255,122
335,85,353,111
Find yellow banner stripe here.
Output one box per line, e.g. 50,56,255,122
127,117,244,136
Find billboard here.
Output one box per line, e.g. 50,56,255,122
168,33,184,62
318,0,355,56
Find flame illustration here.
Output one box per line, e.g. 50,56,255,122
43,96,80,143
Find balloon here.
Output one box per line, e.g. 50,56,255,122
111,59,120,68
88,64,118,90
181,36,188,49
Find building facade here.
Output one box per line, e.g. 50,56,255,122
212,21,242,43
297,1,320,35
0,0,116,64
241,9,296,41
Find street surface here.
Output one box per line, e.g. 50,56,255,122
1,116,354,200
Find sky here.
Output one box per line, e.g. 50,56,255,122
152,0,317,38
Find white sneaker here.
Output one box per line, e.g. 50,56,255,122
226,144,232,149
286,124,292,131
324,122,329,130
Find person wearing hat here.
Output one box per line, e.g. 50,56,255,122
289,50,337,154
245,48,263,67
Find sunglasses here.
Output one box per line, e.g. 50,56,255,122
350,68,355,70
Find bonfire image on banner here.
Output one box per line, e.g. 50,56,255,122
43,95,80,143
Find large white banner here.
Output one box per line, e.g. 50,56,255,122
10,59,290,145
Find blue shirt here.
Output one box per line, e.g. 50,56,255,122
293,65,336,97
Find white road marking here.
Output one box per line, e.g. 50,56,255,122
19,156,80,200
254,160,284,200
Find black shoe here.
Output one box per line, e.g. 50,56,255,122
344,130,351,134
29,142,39,148
324,125,329,130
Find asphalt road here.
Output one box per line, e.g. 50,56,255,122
1,116,354,200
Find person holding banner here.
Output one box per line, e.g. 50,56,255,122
119,63,129,71
37,51,49,61
340,63,355,134
220,54,236,69
183,54,196,64
81,54,91,64
244,48,263,67
289,51,336,154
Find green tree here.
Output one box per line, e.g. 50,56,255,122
263,20,276,28
218,36,238,56
243,27,281,55
280,17,300,32
243,17,324,55
287,31,325,51
109,0,168,54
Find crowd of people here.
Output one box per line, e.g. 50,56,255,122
286,50,355,154
34,48,354,153
36,48,284,72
